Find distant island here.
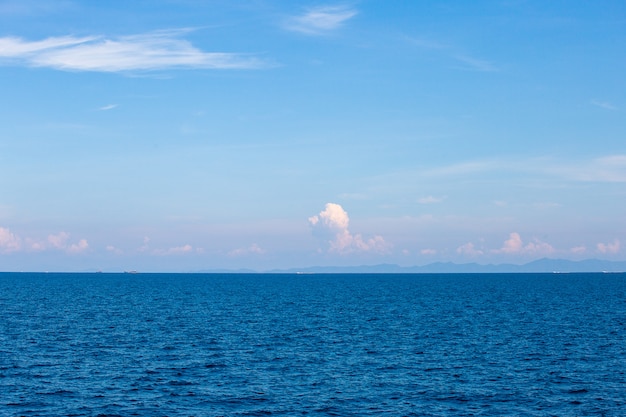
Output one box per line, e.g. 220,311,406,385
196,258,626,274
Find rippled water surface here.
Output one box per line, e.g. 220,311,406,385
0,272,625,416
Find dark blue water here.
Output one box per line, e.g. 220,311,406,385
0,273,624,416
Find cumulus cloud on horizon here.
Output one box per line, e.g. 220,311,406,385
0,30,266,72
456,242,484,256
228,243,265,257
0,227,88,254
492,232,554,256
597,239,620,254
0,227,21,253
308,203,389,254
153,244,198,255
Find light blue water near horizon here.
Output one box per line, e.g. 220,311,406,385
0,272,624,416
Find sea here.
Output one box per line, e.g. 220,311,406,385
0,272,624,416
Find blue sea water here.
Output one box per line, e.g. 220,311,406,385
0,273,624,416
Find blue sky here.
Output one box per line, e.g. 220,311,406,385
1,0,625,271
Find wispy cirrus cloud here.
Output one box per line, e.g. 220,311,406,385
453,54,499,72
591,99,618,111
551,155,626,183
284,5,357,35
98,104,118,111
0,30,266,73
406,36,498,72
422,154,626,183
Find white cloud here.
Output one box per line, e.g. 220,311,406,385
570,246,586,254
309,202,350,231
106,245,123,255
596,239,620,254
138,236,151,252
47,231,70,249
0,30,265,72
0,35,95,56
99,104,117,111
154,244,195,255
68,239,89,254
420,248,437,255
28,239,46,251
492,232,555,255
522,239,555,255
494,232,523,254
47,232,89,253
0,227,21,252
0,228,88,254
456,242,483,256
285,6,357,35
228,243,265,257
309,203,389,254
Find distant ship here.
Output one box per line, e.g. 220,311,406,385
124,270,139,274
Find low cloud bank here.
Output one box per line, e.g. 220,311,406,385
0,227,89,254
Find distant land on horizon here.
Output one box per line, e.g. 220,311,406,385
196,258,626,274
4,258,624,274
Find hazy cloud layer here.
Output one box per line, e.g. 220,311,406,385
406,36,498,72
410,155,626,184
0,30,265,72
309,203,389,254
